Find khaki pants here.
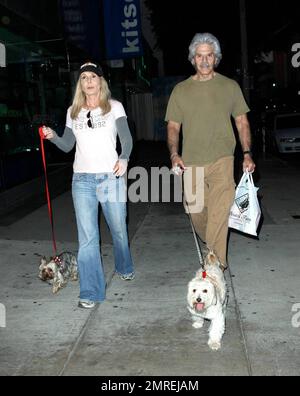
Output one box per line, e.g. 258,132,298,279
183,156,235,266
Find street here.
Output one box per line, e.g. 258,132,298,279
0,146,300,376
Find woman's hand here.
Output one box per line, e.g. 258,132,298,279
42,126,55,140
113,159,128,177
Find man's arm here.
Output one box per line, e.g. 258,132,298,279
167,121,180,157
234,114,256,173
167,121,185,171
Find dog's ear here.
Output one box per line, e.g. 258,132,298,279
39,256,47,269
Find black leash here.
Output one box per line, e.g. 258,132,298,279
185,199,204,269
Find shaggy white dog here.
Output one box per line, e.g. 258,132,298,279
187,251,227,350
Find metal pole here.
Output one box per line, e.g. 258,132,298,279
239,0,250,104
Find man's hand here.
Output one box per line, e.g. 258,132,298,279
113,159,128,177
243,153,256,173
171,154,186,176
167,121,186,175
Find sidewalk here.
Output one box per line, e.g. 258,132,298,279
0,155,299,376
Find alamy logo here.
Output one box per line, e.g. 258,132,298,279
291,303,300,328
0,303,6,328
291,43,300,68
0,42,6,67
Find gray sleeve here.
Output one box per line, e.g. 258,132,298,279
116,116,133,160
50,126,76,153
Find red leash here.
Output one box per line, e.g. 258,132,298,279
39,127,57,256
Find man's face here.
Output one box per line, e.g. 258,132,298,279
194,43,216,77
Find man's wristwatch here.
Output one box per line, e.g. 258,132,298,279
243,150,252,156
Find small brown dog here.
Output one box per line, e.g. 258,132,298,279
38,252,78,294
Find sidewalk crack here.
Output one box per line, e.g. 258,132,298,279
228,266,253,376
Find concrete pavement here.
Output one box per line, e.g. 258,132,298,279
0,155,300,376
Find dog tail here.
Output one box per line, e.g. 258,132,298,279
205,250,220,266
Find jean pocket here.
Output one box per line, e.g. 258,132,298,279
72,173,88,183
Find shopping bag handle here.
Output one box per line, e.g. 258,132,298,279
245,170,255,187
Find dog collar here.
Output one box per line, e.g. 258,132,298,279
54,256,62,266
202,271,207,279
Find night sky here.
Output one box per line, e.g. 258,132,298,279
145,0,300,77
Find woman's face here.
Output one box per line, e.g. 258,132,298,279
80,72,101,96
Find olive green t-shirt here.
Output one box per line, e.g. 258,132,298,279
165,73,250,165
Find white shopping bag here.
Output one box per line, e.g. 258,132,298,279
228,172,261,236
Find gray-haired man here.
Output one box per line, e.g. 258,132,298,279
166,32,255,269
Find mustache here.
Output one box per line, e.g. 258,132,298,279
200,63,211,68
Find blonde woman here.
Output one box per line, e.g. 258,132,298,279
43,62,134,309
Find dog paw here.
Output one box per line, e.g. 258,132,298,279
192,321,204,329
208,339,221,351
52,285,60,294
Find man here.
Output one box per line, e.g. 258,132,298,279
165,32,255,269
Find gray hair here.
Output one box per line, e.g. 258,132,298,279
188,32,222,67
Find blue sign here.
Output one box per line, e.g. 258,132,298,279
60,0,103,60
103,0,143,59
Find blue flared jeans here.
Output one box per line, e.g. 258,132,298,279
72,173,134,302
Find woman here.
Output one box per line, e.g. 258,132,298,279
43,62,135,309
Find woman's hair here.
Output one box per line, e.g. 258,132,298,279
70,75,111,119
188,32,222,67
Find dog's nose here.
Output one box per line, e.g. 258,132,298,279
196,297,202,303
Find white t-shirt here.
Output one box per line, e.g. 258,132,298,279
66,99,126,173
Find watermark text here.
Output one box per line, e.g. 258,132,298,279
291,43,300,68
0,303,6,328
291,303,300,328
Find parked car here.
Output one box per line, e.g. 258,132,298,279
272,113,300,153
